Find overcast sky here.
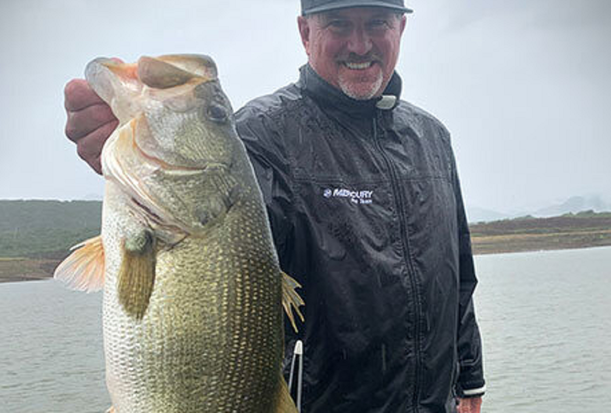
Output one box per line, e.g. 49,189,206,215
1,0,609,214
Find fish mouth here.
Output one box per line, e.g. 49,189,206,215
100,55,217,89
102,60,137,78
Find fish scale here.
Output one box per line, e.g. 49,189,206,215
102,174,284,412
55,54,301,412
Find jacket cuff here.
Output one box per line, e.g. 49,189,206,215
458,385,486,398
455,364,486,398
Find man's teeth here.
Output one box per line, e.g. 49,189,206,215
344,62,373,70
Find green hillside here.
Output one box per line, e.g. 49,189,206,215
1,200,610,282
470,210,611,254
0,200,101,258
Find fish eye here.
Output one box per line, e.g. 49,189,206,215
206,103,228,123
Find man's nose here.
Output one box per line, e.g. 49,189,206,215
346,26,372,56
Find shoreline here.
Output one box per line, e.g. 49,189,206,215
2,241,610,284
0,257,63,284
472,242,611,256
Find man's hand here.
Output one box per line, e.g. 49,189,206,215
457,396,482,413
64,78,118,174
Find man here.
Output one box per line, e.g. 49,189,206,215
64,1,486,412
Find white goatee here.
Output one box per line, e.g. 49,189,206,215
338,70,384,101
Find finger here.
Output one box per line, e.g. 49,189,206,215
75,119,118,175
64,78,105,111
89,153,103,175
66,103,117,142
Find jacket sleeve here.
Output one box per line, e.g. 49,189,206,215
234,105,294,268
450,146,487,398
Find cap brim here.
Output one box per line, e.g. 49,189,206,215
303,1,413,16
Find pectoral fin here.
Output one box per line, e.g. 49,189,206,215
53,235,105,292
118,230,156,319
282,271,305,333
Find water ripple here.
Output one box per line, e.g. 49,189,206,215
2,247,611,411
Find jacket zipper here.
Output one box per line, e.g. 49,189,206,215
372,114,422,412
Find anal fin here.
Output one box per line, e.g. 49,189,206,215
54,235,105,292
282,271,305,333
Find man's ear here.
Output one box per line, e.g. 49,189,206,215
297,16,311,56
399,14,407,35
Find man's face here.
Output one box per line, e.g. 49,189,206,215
298,7,406,100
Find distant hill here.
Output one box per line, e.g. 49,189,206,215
0,200,101,258
533,195,611,217
1,200,611,282
466,206,510,224
1,198,610,257
467,194,611,223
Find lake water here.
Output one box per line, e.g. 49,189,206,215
1,247,610,412
474,246,611,412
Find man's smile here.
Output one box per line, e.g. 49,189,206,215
343,61,375,70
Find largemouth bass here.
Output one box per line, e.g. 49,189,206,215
55,54,303,412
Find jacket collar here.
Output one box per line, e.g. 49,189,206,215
299,64,402,117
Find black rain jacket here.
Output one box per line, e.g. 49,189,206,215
235,65,485,413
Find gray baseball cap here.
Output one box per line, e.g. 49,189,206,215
301,0,413,16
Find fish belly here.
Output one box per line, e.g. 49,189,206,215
101,183,284,412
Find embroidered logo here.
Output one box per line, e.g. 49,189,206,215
323,188,374,205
